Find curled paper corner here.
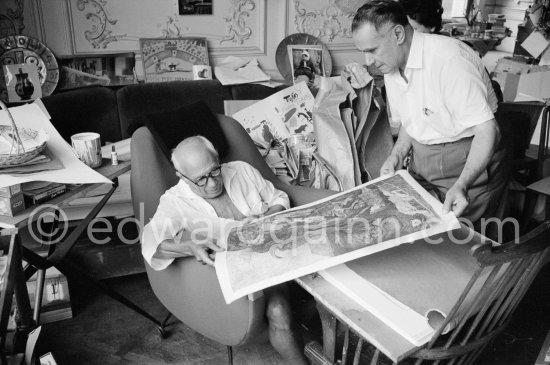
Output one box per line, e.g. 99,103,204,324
425,308,456,334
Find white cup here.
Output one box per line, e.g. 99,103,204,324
71,132,102,168
192,65,212,80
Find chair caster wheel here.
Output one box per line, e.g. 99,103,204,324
157,326,167,338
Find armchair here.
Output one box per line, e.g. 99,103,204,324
130,114,333,363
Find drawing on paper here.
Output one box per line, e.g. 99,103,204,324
216,171,460,303
232,82,315,150
140,38,209,82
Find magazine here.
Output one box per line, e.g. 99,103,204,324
231,82,315,179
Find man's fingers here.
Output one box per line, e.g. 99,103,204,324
442,197,453,214
443,196,469,217
196,248,215,266
205,241,224,252
452,199,469,217
380,163,395,176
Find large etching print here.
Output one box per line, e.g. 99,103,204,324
215,170,460,303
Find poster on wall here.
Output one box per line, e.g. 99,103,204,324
139,38,210,82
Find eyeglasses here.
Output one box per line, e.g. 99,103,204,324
177,165,221,187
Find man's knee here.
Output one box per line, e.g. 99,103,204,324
266,293,292,329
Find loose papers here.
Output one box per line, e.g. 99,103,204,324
0,101,111,188
215,170,460,304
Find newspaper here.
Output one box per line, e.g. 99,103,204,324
215,170,460,304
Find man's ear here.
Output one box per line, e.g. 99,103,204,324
393,24,406,45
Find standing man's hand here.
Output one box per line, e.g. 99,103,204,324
343,62,373,89
380,154,401,176
443,182,469,217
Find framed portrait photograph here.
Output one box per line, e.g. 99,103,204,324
140,38,210,83
287,44,326,88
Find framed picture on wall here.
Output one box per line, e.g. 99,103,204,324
139,38,210,83
178,0,213,15
287,44,326,88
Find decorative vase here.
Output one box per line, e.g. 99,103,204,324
14,68,34,101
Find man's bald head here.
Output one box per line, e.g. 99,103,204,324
171,136,218,175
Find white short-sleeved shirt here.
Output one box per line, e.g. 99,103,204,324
141,160,290,270
384,31,498,145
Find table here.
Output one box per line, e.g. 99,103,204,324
296,227,490,365
0,159,161,363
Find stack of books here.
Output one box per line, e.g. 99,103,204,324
22,181,66,206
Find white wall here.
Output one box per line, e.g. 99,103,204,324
6,0,368,82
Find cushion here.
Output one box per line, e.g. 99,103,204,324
128,100,229,160
116,80,232,139
42,86,121,143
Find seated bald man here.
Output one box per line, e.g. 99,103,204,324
141,135,307,365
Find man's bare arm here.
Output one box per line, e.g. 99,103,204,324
443,119,500,217
380,126,413,176
153,230,223,266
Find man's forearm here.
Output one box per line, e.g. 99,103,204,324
153,239,194,260
391,127,413,161
264,204,286,216
455,119,500,189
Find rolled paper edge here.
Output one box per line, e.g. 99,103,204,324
425,308,456,334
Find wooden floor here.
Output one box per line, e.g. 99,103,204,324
34,263,550,365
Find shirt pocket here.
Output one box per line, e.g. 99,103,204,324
420,106,452,137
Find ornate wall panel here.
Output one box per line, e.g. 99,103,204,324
285,0,364,51
66,0,266,55
0,0,25,38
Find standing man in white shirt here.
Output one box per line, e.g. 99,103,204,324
141,135,308,365
350,0,507,224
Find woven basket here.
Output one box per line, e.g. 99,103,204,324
0,101,47,168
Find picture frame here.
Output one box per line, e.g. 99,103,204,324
178,0,213,15
140,38,210,83
287,44,326,88
56,53,136,90
2,63,43,103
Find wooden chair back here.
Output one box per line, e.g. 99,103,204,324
410,221,550,364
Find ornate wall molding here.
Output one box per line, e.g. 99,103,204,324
221,0,256,45
0,0,25,37
290,0,362,43
75,0,125,49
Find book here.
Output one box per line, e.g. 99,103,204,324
23,182,66,205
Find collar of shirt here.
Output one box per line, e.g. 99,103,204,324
405,31,424,70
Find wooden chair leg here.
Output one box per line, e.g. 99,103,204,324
304,341,333,365
316,301,338,363
227,345,233,365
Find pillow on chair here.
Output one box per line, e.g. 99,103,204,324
127,100,230,159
